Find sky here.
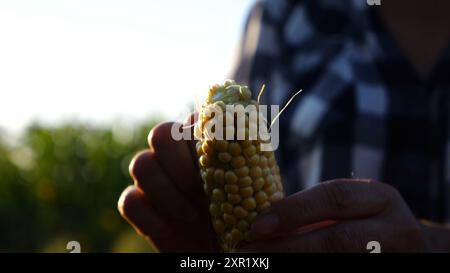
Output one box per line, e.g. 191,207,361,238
0,0,255,133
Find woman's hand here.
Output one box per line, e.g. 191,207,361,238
242,179,430,252
117,114,220,252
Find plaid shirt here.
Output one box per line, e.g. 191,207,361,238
232,0,450,223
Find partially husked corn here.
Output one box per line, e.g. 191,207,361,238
195,80,284,252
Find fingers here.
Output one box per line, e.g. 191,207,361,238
242,219,383,253
250,179,395,238
148,121,206,206
118,185,181,251
129,150,199,223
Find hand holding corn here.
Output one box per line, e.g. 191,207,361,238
117,80,285,252
118,80,435,252
118,115,220,252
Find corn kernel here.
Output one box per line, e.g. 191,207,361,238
264,184,276,195
269,191,284,203
243,145,256,157
239,86,252,101
212,188,225,202
218,152,232,163
233,206,248,219
260,156,268,167
221,202,233,214
231,156,246,168
225,171,238,184
224,184,239,194
228,193,242,204
223,213,237,225
234,166,249,177
214,169,225,185
242,197,257,210
253,177,265,191
240,140,253,148
228,142,242,156
249,166,262,179
255,191,268,204
239,186,254,198
257,201,271,212
268,155,276,167
214,140,228,152
248,154,260,167
209,203,221,217
237,176,252,187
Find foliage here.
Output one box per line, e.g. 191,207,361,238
0,119,159,252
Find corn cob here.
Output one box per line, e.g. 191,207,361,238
194,80,284,252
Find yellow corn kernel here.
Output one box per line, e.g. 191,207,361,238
214,140,228,152
257,201,271,212
255,191,268,204
234,166,249,177
248,154,260,167
225,171,238,184
237,176,252,187
233,206,248,219
241,197,257,210
221,202,233,214
218,152,232,163
253,177,265,191
239,186,254,198
243,145,256,157
223,213,237,225
227,193,242,205
224,184,239,194
228,142,242,156
249,166,262,179
212,188,225,203
230,156,246,168
214,169,225,185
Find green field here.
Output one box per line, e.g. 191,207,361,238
0,120,160,252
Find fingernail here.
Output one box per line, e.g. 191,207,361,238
251,213,279,236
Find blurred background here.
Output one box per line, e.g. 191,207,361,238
0,0,255,252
